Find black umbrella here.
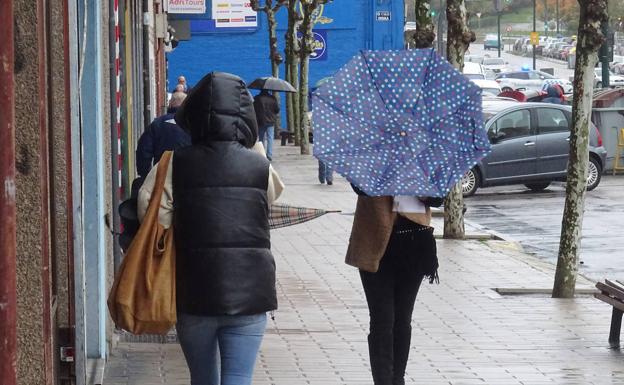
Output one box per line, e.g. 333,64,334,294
248,77,297,93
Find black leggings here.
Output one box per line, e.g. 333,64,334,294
359,217,435,385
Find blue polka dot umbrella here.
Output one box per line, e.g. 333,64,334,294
312,48,491,197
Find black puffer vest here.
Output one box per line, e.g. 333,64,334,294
173,144,275,316
172,72,276,316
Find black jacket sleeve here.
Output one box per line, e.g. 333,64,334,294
136,124,155,178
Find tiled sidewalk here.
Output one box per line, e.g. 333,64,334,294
103,144,623,385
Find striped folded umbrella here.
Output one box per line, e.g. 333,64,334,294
269,203,340,229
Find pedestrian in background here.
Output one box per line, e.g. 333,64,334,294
346,190,442,385
253,89,279,161
136,92,190,178
318,160,334,185
138,72,283,385
541,84,564,104
177,75,189,92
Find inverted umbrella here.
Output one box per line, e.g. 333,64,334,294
269,203,340,229
312,48,491,197
248,77,297,93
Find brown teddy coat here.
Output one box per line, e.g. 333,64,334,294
345,196,432,273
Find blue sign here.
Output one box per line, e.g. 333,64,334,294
297,30,328,61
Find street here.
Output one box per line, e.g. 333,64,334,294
468,44,574,81
465,175,624,282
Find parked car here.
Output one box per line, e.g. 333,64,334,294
482,57,508,74
610,55,624,75
557,45,574,60
484,34,503,50
463,61,486,80
471,79,502,96
465,54,484,64
593,68,624,88
495,70,573,94
560,45,575,61
461,101,607,196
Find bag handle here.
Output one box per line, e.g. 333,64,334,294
142,151,173,224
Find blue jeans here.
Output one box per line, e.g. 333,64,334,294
318,160,333,184
176,313,267,385
258,125,274,160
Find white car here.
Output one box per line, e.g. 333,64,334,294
471,79,502,96
593,68,624,88
495,70,573,94
463,62,486,80
482,57,508,74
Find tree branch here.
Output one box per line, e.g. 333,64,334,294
250,0,268,13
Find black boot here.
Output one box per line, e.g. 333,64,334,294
392,324,412,385
368,333,394,385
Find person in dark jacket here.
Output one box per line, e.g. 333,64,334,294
253,89,279,161
137,72,284,385
136,92,191,177
541,84,564,104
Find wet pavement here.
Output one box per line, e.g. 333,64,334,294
104,144,624,385
465,176,624,282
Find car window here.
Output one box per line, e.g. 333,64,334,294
482,87,501,95
493,110,531,140
528,72,542,80
483,58,505,65
511,72,529,80
537,108,568,134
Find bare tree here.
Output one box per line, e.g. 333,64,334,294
298,0,327,155
552,0,608,298
251,0,287,135
443,0,475,239
412,0,436,48
285,0,302,145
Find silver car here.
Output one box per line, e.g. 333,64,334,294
462,100,607,196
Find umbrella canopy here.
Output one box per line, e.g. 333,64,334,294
248,77,297,93
312,48,491,197
269,203,340,229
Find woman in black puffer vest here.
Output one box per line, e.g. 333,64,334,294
138,72,283,385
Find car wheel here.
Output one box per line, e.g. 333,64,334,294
524,182,550,192
586,156,602,191
501,86,514,92
596,81,602,89
461,168,480,197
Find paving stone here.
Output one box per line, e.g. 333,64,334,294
103,143,621,385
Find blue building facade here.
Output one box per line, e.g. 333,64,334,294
168,0,405,117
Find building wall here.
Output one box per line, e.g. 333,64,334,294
14,0,53,382
168,0,367,91
167,0,404,130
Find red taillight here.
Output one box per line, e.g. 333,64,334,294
596,127,603,147
495,79,501,83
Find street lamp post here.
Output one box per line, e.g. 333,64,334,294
556,0,559,35
533,0,537,69
497,10,502,57
476,12,481,30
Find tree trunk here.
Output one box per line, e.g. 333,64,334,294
552,0,607,298
443,0,475,239
251,0,285,138
413,0,436,48
297,0,325,155
267,2,285,136
285,0,301,145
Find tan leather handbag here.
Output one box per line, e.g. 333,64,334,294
107,151,176,335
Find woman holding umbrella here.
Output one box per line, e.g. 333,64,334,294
312,49,491,385
346,192,442,385
248,77,297,161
